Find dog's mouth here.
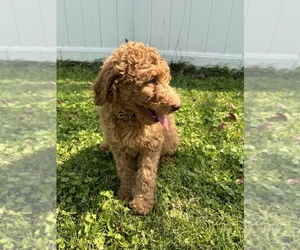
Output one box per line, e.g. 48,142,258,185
143,108,169,130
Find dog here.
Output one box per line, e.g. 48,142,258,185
93,41,181,215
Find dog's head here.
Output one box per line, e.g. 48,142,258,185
93,42,181,128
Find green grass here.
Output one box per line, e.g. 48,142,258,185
0,61,56,249
56,61,244,249
244,67,300,249
3,60,298,249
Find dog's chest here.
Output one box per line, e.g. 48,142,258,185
109,124,163,153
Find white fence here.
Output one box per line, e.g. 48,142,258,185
57,0,244,68
0,0,56,62
245,0,300,68
0,0,299,69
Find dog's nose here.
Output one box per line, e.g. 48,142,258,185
172,103,181,111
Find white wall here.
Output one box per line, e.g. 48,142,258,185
1,0,299,68
57,0,244,68
245,0,300,68
0,0,56,62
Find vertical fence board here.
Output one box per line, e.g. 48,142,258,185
57,0,69,47
150,0,172,50
205,0,233,54
116,0,134,45
224,0,243,55
186,0,212,53
133,0,151,43
81,0,102,48
0,0,19,47
39,0,56,47
12,0,44,47
268,0,300,55
168,0,192,53
64,0,85,47
99,0,118,48
245,0,282,54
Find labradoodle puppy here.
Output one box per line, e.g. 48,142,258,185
93,41,181,215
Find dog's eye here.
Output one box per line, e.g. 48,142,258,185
148,78,156,84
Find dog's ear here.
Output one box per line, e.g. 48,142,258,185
93,58,116,106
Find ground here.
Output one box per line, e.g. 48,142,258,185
244,67,300,249
56,61,244,249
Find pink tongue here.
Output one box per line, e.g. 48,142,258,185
157,115,169,130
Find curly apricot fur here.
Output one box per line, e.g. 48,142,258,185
93,42,181,215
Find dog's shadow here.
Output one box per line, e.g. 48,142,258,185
57,144,119,212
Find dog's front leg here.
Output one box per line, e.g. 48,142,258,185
113,151,136,202
130,150,160,215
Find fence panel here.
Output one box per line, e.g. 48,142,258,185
57,0,244,68
0,0,55,61
2,0,299,68
245,0,300,68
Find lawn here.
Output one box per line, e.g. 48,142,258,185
56,61,244,249
244,67,300,249
0,61,56,249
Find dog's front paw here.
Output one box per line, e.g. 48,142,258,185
129,195,156,215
